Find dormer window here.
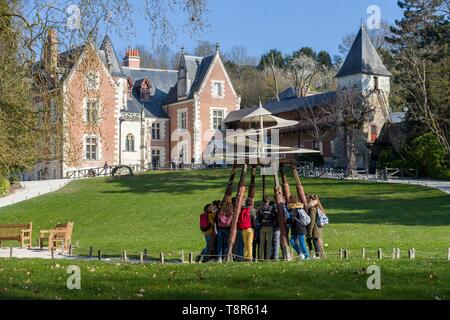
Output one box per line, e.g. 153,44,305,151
140,79,151,101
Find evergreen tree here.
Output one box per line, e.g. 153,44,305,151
386,0,449,152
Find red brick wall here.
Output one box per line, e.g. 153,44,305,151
197,55,239,161
166,101,194,163
64,47,117,169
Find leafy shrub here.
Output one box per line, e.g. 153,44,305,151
409,133,450,179
0,177,10,197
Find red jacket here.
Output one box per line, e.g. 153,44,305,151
237,207,252,229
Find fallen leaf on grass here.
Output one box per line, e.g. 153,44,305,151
428,272,437,280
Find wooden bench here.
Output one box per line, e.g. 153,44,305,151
39,221,74,252
0,223,33,248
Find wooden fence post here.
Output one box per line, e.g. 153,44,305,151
144,248,148,260
412,248,416,259
362,248,366,259
189,252,194,264
68,244,73,256
344,249,348,259
396,248,400,259
89,246,93,257
160,252,164,264
408,249,412,260
392,248,396,259
123,250,127,262
377,248,382,260
97,249,101,260
9,247,13,258
180,250,185,263
339,248,344,259
51,247,54,259
140,252,144,264
447,248,450,261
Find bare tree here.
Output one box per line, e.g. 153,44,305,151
394,46,450,152
193,40,216,56
264,52,282,102
339,21,392,56
286,53,320,97
225,45,257,66
326,89,378,176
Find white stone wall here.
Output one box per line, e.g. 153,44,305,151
120,120,141,166
338,73,390,93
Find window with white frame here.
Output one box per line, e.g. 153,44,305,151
152,122,161,140
125,134,135,152
85,136,98,160
212,109,224,130
213,81,224,97
86,71,100,90
179,110,187,131
85,99,100,123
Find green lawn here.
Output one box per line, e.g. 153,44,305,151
0,169,449,256
0,169,449,300
0,259,448,300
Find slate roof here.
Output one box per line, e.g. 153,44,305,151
98,35,125,77
122,67,178,118
336,25,392,78
186,54,215,99
224,92,336,123
165,53,216,104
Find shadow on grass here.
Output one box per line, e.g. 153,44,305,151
100,170,450,226
323,194,450,226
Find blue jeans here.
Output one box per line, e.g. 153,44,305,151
217,228,230,259
235,229,244,260
272,228,280,259
201,234,213,257
290,234,309,258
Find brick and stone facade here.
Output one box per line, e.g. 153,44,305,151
30,32,240,180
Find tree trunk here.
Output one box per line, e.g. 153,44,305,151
346,127,357,177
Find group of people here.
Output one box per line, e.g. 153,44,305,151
199,193,327,263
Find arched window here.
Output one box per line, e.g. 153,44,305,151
125,134,135,152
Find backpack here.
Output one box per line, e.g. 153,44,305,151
293,208,311,227
217,209,233,228
316,208,329,227
260,205,275,227
200,212,211,232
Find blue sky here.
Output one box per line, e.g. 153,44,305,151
108,0,404,60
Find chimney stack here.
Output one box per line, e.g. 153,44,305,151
123,48,141,69
44,29,58,76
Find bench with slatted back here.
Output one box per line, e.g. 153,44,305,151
0,223,33,248
39,221,74,252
